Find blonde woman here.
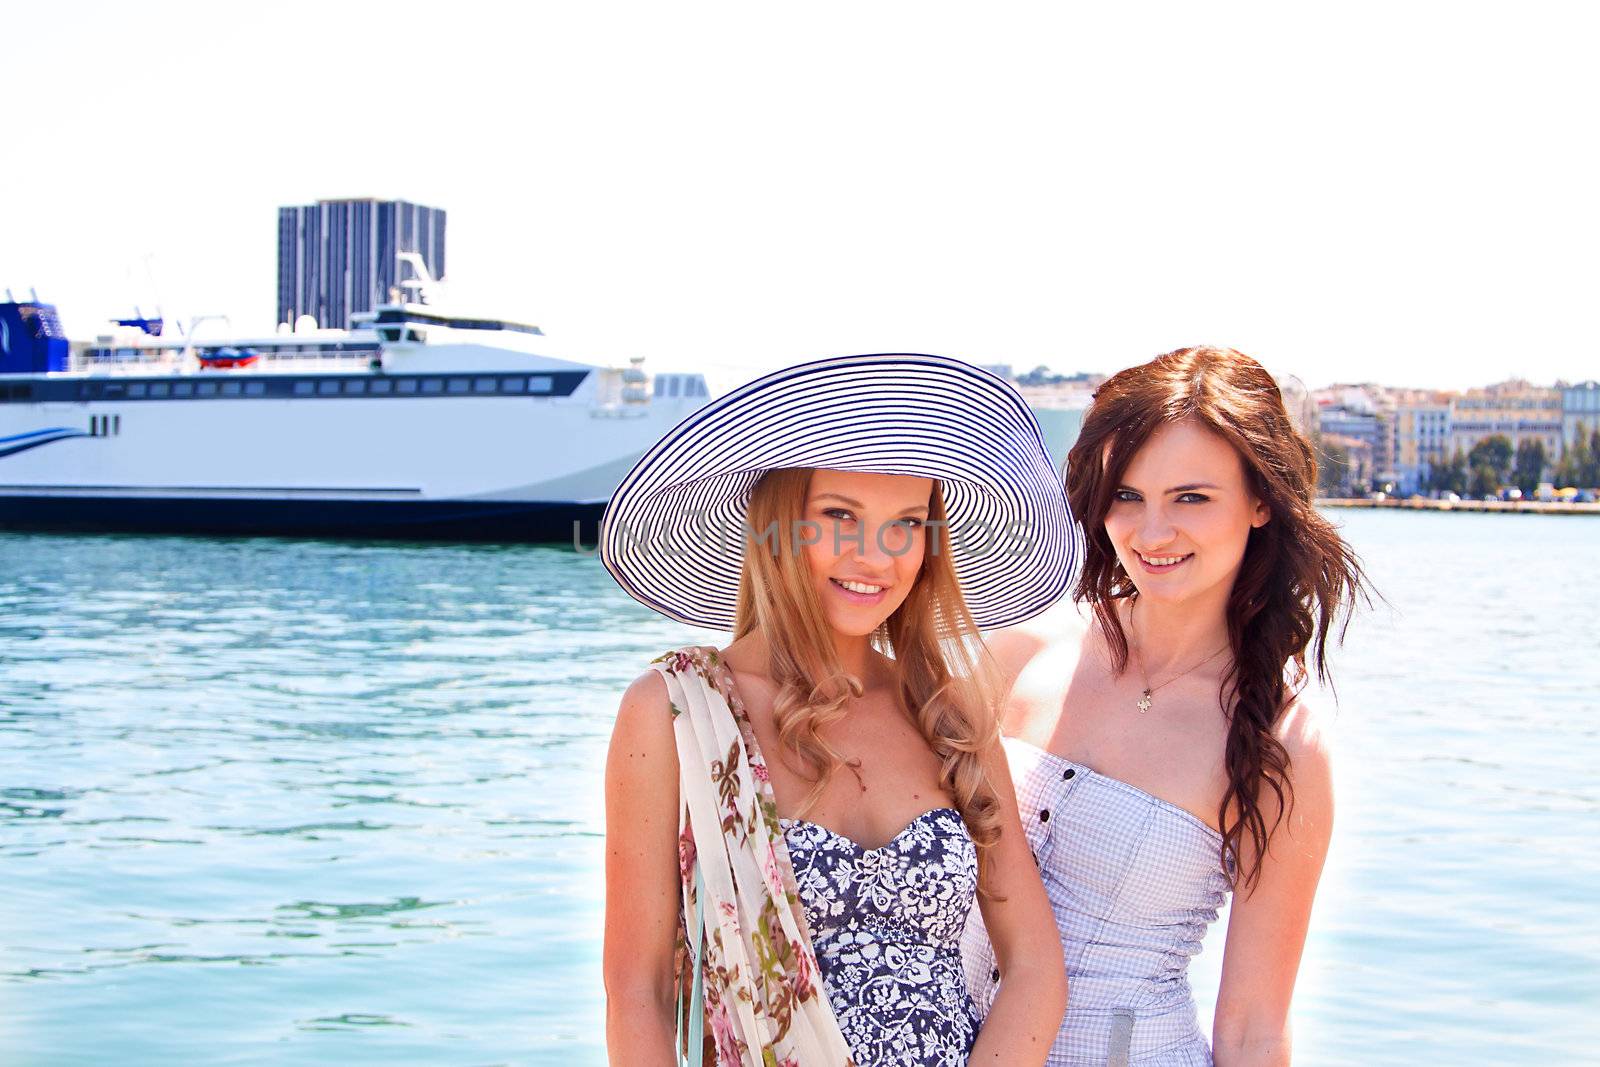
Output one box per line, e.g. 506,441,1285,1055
599,354,1083,1066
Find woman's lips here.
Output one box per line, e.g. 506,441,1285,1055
1135,552,1192,575
829,578,888,605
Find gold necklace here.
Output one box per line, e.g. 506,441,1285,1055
1127,600,1230,713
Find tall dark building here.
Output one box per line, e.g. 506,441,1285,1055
276,198,446,329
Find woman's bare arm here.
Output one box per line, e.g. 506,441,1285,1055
966,742,1069,1065
603,670,683,1066
1211,700,1336,1067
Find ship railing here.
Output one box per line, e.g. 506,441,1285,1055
70,346,379,373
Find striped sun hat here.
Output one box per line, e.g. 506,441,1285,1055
599,352,1082,630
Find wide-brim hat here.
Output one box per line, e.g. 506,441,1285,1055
600,352,1082,630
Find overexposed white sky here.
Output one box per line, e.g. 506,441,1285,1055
7,1,1598,391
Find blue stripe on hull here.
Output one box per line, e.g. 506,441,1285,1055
0,496,606,544
0,428,87,458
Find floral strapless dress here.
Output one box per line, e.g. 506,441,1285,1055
781,807,981,1067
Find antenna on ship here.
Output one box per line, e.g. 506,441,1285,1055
181,313,231,365
142,254,168,335
396,252,444,306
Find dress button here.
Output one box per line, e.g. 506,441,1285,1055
1062,768,1076,780
1039,809,1050,822
991,967,1001,983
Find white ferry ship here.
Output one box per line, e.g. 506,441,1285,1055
0,260,710,541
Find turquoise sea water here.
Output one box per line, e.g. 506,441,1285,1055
2,510,1596,1065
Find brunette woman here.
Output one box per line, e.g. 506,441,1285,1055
964,346,1367,1066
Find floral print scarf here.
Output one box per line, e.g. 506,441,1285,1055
650,646,855,1067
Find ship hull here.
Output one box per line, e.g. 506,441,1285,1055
0,362,705,543
0,494,605,543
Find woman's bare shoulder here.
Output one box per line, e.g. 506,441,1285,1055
609,668,675,758
1275,693,1336,785
987,601,1089,675
985,601,1093,734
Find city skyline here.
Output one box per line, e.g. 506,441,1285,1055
7,3,1600,394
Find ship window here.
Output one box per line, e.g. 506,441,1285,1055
197,382,218,396
370,379,392,394
105,383,126,399
318,379,340,395
397,378,418,394
129,383,148,397
529,376,553,394
150,382,170,397
421,379,443,394
113,415,121,434
448,378,470,394
501,376,526,393
474,377,497,393
654,376,666,397
294,380,314,395
667,377,681,397
173,382,194,397
344,380,367,395
222,382,242,396
245,382,266,396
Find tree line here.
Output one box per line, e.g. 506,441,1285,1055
1316,423,1600,497
1424,423,1600,496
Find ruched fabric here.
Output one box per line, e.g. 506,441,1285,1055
962,738,1232,1066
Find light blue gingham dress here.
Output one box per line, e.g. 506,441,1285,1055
961,737,1233,1066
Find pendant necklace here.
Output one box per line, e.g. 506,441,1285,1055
1128,600,1230,713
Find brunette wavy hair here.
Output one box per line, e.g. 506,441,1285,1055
732,467,1006,893
1065,346,1368,889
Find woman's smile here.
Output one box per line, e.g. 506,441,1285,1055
828,576,890,605
1134,550,1193,574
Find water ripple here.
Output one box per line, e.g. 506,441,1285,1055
3,518,1595,1064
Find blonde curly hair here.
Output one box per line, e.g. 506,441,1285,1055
732,467,1006,893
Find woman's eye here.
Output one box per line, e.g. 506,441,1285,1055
898,518,925,530
823,508,855,522
1177,493,1210,504
1113,490,1141,503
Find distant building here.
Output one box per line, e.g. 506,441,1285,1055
1319,431,1375,496
277,198,447,330
1317,401,1379,446
1315,385,1390,490
1448,379,1562,461
1392,391,1452,494
1298,376,1590,497
1563,380,1600,447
